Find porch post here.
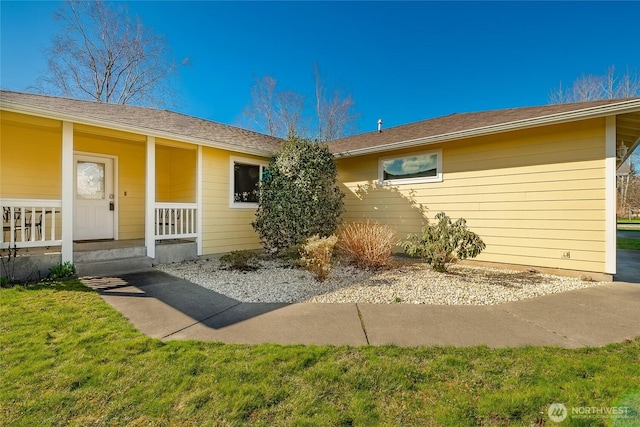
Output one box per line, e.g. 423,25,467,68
196,145,203,256
145,136,156,259
605,116,616,275
61,121,74,263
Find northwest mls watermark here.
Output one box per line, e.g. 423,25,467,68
548,403,636,423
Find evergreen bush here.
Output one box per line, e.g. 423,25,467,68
252,136,344,255
219,250,260,271
399,212,486,272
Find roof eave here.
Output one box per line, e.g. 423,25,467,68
1,101,277,158
334,99,640,158
619,135,640,167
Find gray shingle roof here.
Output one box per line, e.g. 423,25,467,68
0,90,282,155
329,98,640,155
4,90,638,158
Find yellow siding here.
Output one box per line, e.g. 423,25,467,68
0,113,62,199
200,147,266,254
337,118,608,273
75,133,146,240
156,146,170,201
156,137,197,150
74,123,145,143
156,144,196,202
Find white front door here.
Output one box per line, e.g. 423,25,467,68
74,154,115,240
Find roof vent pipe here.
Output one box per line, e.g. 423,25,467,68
377,119,383,133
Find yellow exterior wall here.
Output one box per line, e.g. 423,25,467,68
156,144,196,203
336,118,608,273
201,147,266,254
74,129,146,240
0,112,62,199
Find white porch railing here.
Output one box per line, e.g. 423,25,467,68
1,199,63,249
155,202,197,240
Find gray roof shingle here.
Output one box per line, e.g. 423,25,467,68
4,90,638,157
328,98,640,155
0,90,282,155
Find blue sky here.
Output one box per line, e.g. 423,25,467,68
1,1,639,134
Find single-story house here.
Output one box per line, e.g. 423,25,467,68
1,90,639,280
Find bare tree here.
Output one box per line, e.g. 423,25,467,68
616,67,640,98
277,90,307,139
627,175,640,218
549,65,640,104
603,66,617,99
242,76,308,138
548,81,567,104
37,0,185,107
573,73,605,102
243,76,281,137
618,170,640,219
314,63,358,142
242,65,358,140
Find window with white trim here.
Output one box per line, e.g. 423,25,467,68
230,156,267,207
379,150,442,185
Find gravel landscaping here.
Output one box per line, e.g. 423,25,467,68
156,257,610,305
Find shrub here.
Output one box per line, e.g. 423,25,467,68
280,244,303,268
48,261,76,280
1,245,19,286
300,235,338,281
399,212,486,272
219,250,260,271
337,220,396,269
252,136,345,255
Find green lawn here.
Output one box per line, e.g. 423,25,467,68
618,218,640,224
618,237,640,250
1,280,639,426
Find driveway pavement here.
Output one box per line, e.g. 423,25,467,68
616,229,640,283
83,269,640,348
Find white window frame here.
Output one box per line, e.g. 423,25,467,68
378,149,443,185
229,156,268,208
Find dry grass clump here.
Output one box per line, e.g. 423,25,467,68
300,235,338,281
337,220,397,269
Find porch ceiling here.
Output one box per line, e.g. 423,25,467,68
617,111,640,158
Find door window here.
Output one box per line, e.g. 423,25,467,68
77,161,106,200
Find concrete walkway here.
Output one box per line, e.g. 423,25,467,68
83,269,640,348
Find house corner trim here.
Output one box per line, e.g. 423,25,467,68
605,116,617,275
196,145,203,256
145,136,156,259
61,121,74,263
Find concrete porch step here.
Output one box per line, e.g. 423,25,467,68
75,256,153,277
75,245,147,262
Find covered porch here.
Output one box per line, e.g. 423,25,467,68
1,239,196,281
1,112,203,279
